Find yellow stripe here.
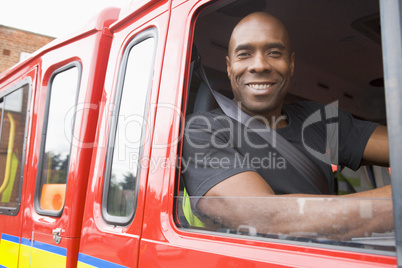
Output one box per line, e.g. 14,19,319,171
30,247,66,268
77,261,96,268
0,239,19,268
1,236,67,268
19,243,31,268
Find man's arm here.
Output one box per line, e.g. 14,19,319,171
361,125,389,166
198,171,393,240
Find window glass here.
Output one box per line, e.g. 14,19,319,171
176,0,395,254
0,84,29,213
37,65,80,213
103,34,156,224
178,196,394,251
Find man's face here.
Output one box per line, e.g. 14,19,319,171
226,14,295,119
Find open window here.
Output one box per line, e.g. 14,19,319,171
175,0,395,255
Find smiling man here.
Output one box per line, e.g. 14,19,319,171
226,12,294,127
182,12,393,239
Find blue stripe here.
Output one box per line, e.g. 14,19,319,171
1,233,20,244
78,253,128,268
0,265,8,268
33,240,67,257
21,237,31,246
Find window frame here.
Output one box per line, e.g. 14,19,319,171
34,61,82,217
102,28,158,226
379,0,402,264
0,78,32,216
174,0,400,257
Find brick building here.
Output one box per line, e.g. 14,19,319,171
0,25,54,73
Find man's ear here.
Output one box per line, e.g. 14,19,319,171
226,56,231,80
290,52,295,77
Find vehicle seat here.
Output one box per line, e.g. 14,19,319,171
188,46,232,115
192,67,232,113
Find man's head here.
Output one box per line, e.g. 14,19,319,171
226,12,295,122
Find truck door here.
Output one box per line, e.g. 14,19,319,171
77,1,171,267
139,0,400,267
16,8,119,267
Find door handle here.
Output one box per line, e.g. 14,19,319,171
52,228,62,244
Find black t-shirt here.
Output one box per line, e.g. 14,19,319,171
181,101,378,199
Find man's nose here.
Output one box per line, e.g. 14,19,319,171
249,52,272,73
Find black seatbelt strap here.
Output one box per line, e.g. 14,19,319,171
196,64,329,194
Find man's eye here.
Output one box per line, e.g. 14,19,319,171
237,52,251,58
269,51,282,57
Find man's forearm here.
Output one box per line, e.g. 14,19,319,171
198,186,393,240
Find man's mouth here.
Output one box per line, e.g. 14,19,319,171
247,83,275,90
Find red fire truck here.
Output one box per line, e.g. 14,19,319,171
0,0,401,267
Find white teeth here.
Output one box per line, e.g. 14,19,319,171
248,84,272,90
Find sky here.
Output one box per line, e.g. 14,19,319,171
0,0,132,38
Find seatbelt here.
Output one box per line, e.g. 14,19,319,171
195,63,329,194
181,53,207,227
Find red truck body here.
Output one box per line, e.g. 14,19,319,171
0,0,400,267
